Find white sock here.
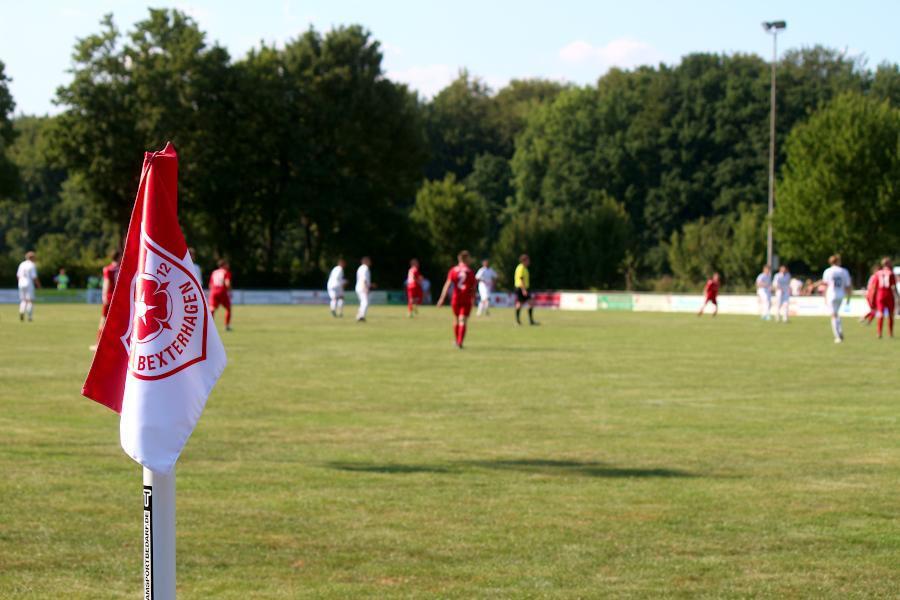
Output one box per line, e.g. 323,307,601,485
19,300,26,315
337,299,343,315
26,301,33,318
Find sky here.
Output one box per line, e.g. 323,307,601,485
2,0,897,116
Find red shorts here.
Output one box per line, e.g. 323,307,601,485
210,290,231,310
407,285,422,304
451,296,473,317
705,294,717,305
876,294,894,314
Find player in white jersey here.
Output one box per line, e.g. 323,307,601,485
327,259,347,317
355,256,372,322
475,258,498,316
772,265,792,322
755,265,773,320
816,254,852,343
16,251,41,322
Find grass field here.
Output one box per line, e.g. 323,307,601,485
1,304,899,598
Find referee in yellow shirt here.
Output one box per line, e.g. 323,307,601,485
514,254,538,325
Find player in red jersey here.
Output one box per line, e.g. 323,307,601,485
90,251,120,350
860,265,879,325
406,258,424,317
873,257,899,338
209,259,233,331
698,272,720,317
436,250,477,349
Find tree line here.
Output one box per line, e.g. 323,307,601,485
1,9,898,291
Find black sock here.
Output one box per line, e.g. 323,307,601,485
515,307,521,323
528,307,534,324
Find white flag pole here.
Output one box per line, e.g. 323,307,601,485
143,467,176,600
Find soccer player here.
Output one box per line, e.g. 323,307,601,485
755,265,773,320
90,251,120,350
16,251,40,322
436,250,477,348
355,256,372,322
860,265,879,325
53,268,70,290
697,272,720,317
514,254,538,325
209,259,233,331
475,258,497,316
772,265,792,322
873,257,899,338
817,255,852,343
406,258,423,317
327,258,347,317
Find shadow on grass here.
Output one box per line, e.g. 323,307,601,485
326,459,693,478
327,462,457,474
465,459,693,478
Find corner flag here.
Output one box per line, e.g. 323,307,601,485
82,142,226,474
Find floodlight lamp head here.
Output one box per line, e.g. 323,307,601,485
762,21,787,33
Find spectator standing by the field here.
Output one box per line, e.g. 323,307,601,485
327,258,347,318
421,276,432,305
756,265,773,320
53,268,70,290
773,265,792,323
816,255,852,344
873,257,898,338
789,276,804,297
16,251,41,322
514,254,538,326
209,259,233,331
437,250,477,349
356,256,372,322
406,258,424,318
698,272,720,317
475,258,497,317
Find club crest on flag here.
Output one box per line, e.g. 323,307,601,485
121,234,209,380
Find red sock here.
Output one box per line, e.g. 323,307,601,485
458,323,467,345
877,316,884,336
890,315,895,336
453,323,459,343
225,308,232,326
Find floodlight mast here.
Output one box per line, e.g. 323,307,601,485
762,20,786,268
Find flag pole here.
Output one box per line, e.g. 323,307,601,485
143,467,176,600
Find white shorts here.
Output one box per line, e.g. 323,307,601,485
826,295,844,316
777,291,790,306
478,283,491,300
327,287,343,301
18,286,34,302
757,289,771,303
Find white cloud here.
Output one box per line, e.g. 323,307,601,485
558,37,661,70
386,64,458,98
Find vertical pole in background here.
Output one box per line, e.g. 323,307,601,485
767,31,777,268
763,20,785,267
143,467,176,600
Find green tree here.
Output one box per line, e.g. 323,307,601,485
667,217,731,288
464,153,513,241
493,194,631,290
776,92,900,274
0,60,18,200
424,71,499,180
411,174,488,270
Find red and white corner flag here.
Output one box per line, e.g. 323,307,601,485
83,142,226,473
